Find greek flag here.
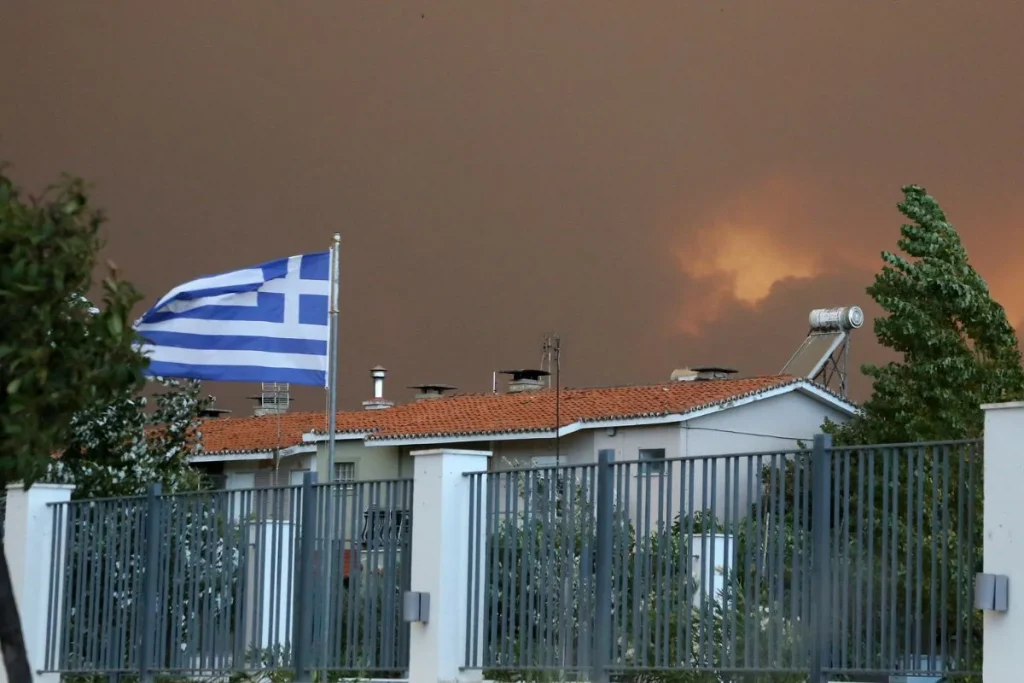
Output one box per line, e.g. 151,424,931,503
135,251,332,386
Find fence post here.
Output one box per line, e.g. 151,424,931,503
0,483,74,683
809,434,832,683
138,484,163,683
407,448,491,683
592,449,615,683
292,472,318,683
981,402,1024,682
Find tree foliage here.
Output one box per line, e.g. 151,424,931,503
826,184,1024,444
0,167,149,683
0,168,145,489
48,377,211,498
804,185,1006,680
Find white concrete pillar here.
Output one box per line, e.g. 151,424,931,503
1,483,74,683
407,449,490,683
981,401,1024,683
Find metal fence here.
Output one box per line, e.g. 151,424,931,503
464,437,983,682
42,475,413,678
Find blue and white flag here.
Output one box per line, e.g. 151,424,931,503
135,251,332,386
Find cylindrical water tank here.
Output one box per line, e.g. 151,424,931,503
808,306,864,331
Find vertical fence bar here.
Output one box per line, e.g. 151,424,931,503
592,450,615,683
809,434,832,683
138,485,163,683
292,473,318,682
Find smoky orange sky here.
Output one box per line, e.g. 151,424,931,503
4,2,1024,414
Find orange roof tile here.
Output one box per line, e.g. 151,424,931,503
200,376,836,454
200,410,384,454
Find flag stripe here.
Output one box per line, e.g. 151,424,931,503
136,317,329,340
152,267,268,309
141,293,286,324
142,346,325,371
139,331,327,356
146,361,325,385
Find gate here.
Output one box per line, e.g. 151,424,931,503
41,476,414,679
463,438,983,682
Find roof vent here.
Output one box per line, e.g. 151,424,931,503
500,369,550,394
690,367,738,381
409,383,457,401
199,406,232,419
362,365,394,410
670,368,699,382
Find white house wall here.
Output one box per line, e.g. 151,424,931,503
314,440,401,483
468,390,851,529
492,431,595,469
220,453,317,523
620,390,850,528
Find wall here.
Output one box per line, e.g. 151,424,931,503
652,389,848,525
314,439,401,482
616,390,849,525
221,453,316,487
681,388,848,456
492,431,595,468
451,390,851,528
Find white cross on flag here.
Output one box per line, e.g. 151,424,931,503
135,251,332,386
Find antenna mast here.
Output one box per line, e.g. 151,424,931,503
542,334,562,464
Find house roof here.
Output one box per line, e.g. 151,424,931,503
200,410,384,454
200,375,855,454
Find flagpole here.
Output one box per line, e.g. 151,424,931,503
327,233,340,481
320,233,341,673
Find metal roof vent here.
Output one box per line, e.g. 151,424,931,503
691,367,738,381
363,365,394,410
500,369,551,394
409,383,457,401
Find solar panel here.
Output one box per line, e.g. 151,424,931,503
780,330,846,379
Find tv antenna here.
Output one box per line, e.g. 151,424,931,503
541,334,562,462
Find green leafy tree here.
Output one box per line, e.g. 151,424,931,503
49,376,211,498
0,167,144,683
827,184,1024,444
788,185,1021,679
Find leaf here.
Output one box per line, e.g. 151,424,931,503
106,312,124,338
6,378,20,395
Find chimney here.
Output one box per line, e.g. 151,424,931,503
362,365,394,410
500,369,550,394
409,383,457,401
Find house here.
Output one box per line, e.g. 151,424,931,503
195,366,858,522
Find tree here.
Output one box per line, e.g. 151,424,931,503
802,185,1022,678
48,376,211,498
0,167,145,683
827,184,1024,444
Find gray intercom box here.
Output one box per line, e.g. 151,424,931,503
975,573,1009,612
403,591,431,623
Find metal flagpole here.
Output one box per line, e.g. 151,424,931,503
320,233,341,673
327,233,341,491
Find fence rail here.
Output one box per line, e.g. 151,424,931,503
43,476,413,677
465,439,984,680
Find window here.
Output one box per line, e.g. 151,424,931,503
334,462,356,491
639,448,666,475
